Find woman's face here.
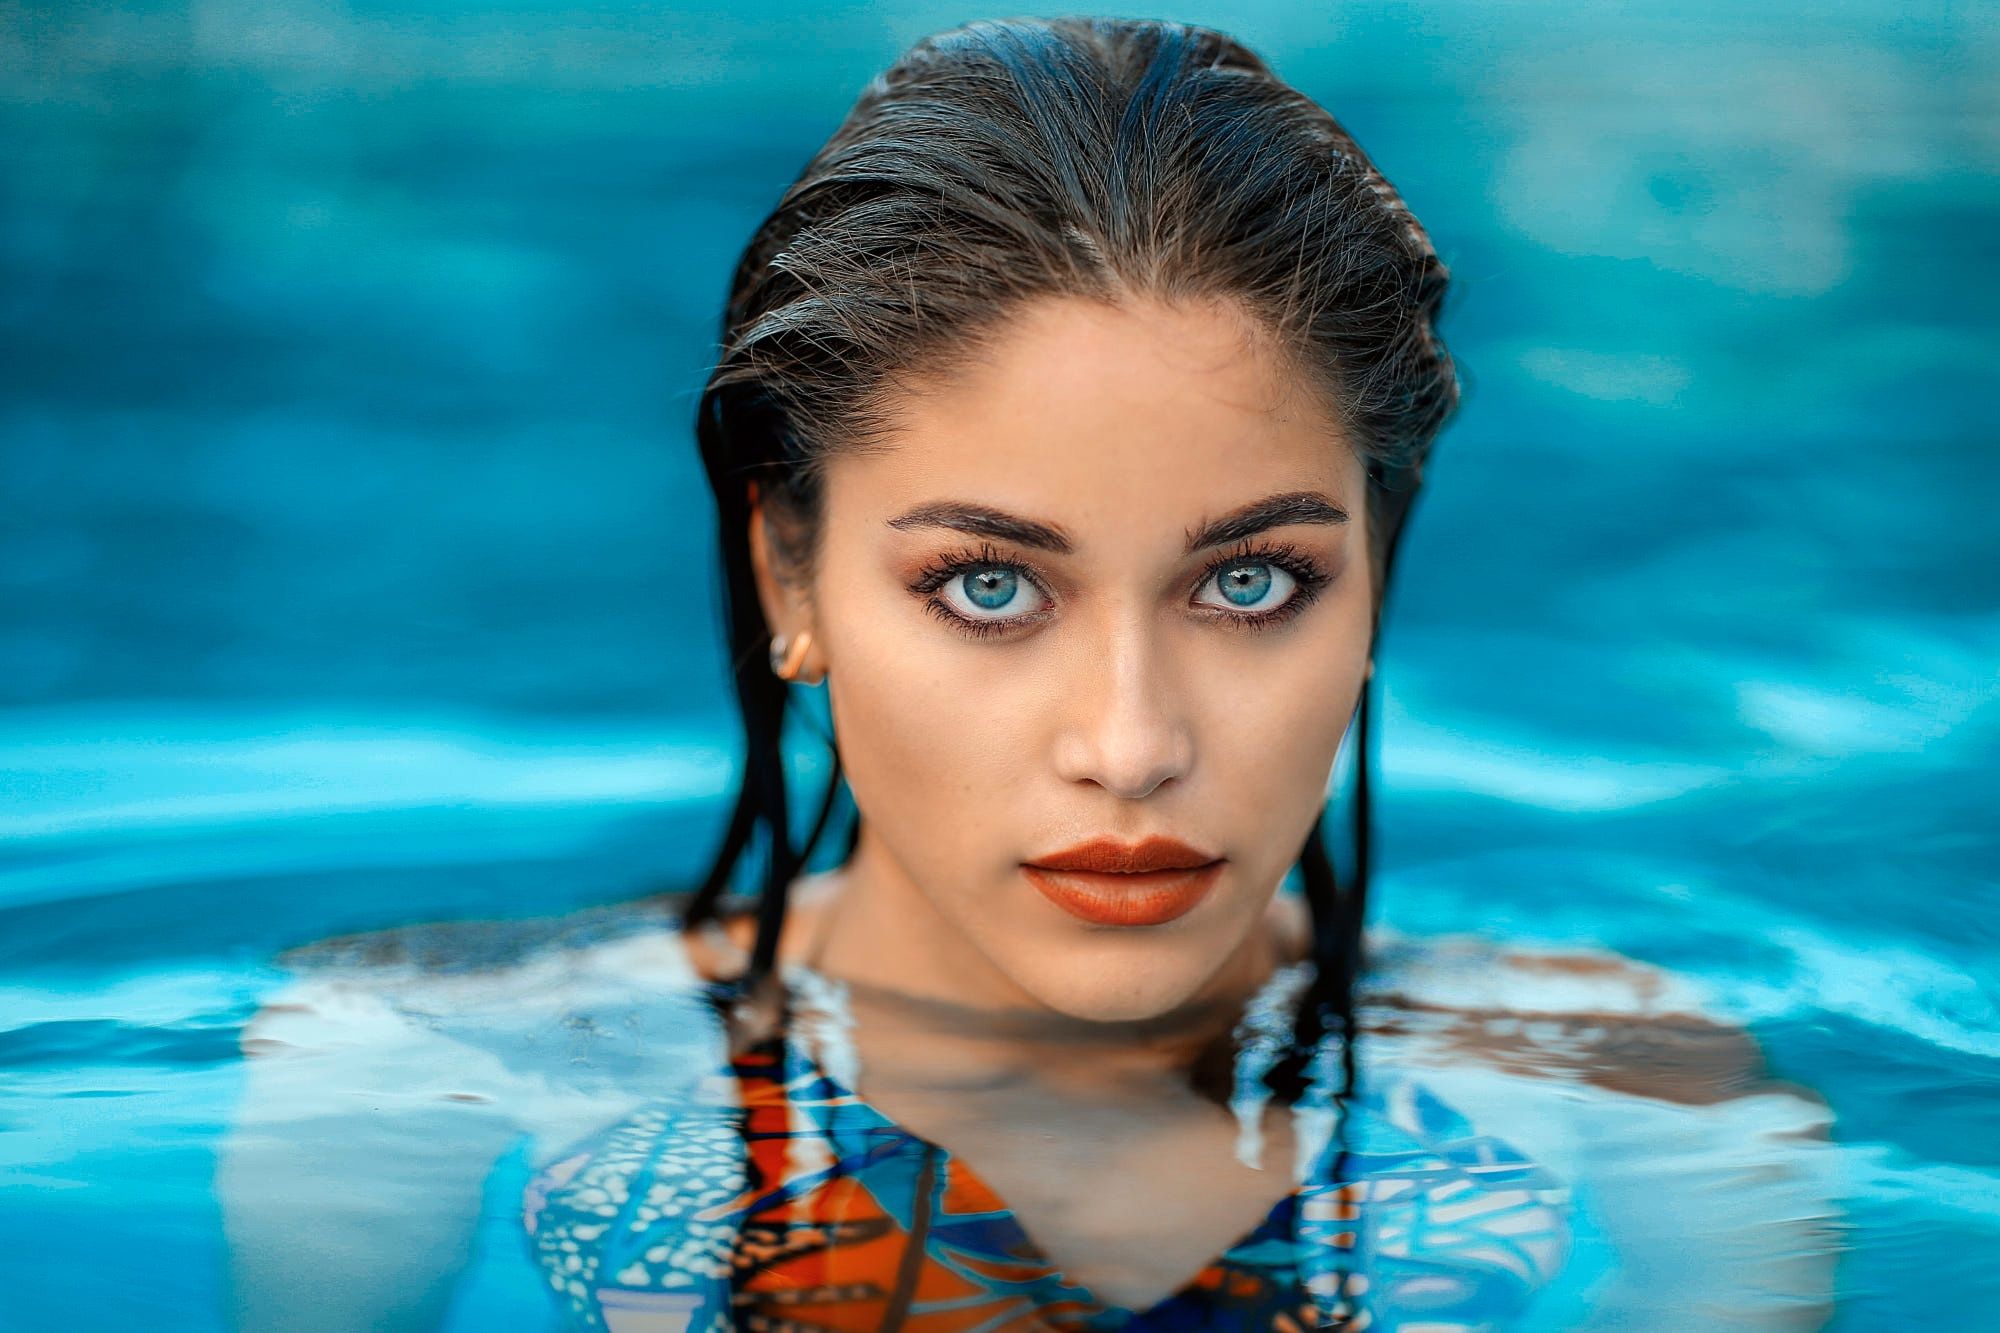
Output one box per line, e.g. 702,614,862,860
760,294,1375,1023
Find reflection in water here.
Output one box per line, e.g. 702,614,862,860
218,902,1837,1331
527,965,1568,1330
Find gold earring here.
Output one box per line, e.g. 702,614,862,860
769,629,814,683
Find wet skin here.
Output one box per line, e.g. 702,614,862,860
746,291,1374,1306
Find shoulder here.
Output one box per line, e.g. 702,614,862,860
1346,932,1839,1328
220,896,743,1328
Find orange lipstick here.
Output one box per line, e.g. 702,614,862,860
1022,835,1223,927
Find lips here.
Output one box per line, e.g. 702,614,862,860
1022,836,1224,928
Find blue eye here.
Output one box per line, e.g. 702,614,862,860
1198,559,1296,612
963,568,1018,609
941,564,1048,621
1218,563,1271,606
910,539,1329,641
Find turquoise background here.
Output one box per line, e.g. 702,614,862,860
2,2,1995,1327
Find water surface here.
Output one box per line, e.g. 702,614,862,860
3,1,1996,1327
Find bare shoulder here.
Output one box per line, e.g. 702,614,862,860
1355,933,1840,1328
220,897,724,1330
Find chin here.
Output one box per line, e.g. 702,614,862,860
1007,942,1225,1025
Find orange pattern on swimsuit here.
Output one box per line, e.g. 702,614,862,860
524,981,1571,1331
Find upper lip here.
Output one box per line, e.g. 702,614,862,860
1026,836,1222,874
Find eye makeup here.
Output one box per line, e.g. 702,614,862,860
907,540,1057,639
1190,537,1333,632
903,536,1335,641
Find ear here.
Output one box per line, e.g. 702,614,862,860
746,483,817,661
746,483,788,634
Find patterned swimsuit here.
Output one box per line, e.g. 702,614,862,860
522,964,1571,1332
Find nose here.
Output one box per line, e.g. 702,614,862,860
1052,620,1193,800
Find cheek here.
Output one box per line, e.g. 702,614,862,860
817,581,1042,859
816,550,1369,886
1194,605,1370,843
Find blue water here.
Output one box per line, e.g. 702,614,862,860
3,1,1996,1328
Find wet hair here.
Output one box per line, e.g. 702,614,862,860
684,17,1452,1116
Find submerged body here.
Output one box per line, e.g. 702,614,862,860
219,885,1837,1331
524,955,1570,1331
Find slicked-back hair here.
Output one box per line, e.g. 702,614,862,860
685,15,1452,1123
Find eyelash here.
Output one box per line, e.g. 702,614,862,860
906,538,1334,640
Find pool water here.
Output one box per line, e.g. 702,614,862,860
3,1,1996,1328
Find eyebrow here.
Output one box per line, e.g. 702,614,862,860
884,490,1348,557
1185,490,1349,553
886,501,1075,553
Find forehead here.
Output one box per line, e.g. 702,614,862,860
837,295,1359,531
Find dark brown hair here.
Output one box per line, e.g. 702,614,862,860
686,15,1455,1110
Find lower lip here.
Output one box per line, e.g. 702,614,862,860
1021,862,1224,928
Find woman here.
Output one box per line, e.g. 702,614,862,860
220,16,1836,1332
